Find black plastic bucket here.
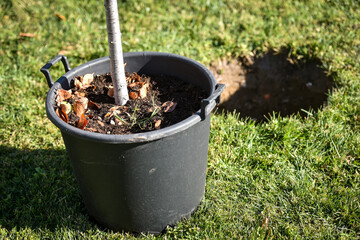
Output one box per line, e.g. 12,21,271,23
41,52,225,233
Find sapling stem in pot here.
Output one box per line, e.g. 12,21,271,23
104,0,129,105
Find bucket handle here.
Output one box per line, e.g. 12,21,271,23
201,83,225,120
40,55,71,88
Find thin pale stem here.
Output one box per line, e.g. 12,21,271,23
104,0,129,105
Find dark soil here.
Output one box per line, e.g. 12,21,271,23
56,72,207,134
211,50,334,120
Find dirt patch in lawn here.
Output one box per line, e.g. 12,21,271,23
210,50,334,120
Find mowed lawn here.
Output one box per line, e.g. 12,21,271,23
1,0,359,239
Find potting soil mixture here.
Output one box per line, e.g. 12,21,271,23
54,72,207,134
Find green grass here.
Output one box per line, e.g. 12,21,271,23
1,0,360,239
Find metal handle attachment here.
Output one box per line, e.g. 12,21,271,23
201,83,225,120
40,55,71,88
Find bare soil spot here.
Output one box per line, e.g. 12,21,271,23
210,50,334,120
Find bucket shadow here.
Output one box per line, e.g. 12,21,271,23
211,50,334,121
0,145,97,232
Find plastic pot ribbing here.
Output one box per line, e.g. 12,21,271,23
42,52,224,233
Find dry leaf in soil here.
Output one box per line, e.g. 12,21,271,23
75,79,83,89
74,73,94,90
107,106,128,119
82,73,94,86
76,113,88,129
107,87,114,98
129,91,138,100
110,106,121,112
162,101,177,113
56,107,68,123
135,74,141,82
104,112,112,119
74,95,89,110
88,100,101,110
155,120,162,129
128,82,139,88
56,89,72,106
74,91,86,97
139,83,148,99
73,101,86,117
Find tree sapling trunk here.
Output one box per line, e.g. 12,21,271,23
104,0,129,105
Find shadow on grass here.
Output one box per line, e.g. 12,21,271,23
212,49,335,121
0,145,98,232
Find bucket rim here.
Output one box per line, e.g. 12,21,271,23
45,52,217,143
